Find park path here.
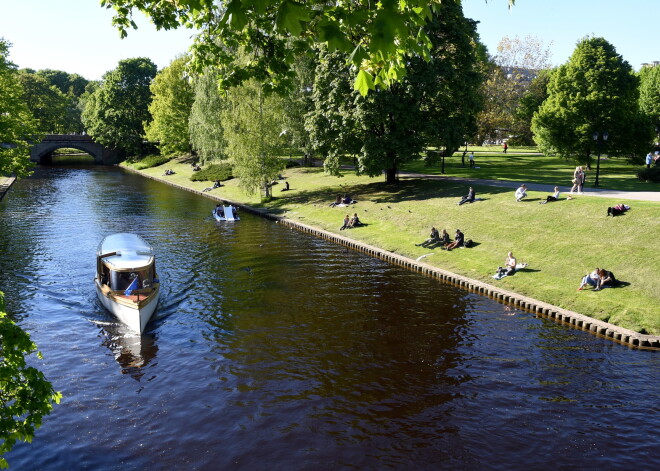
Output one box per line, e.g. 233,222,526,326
398,172,660,202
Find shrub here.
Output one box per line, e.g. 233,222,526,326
129,154,171,170
637,166,660,182
190,163,234,182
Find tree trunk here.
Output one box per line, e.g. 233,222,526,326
385,167,397,183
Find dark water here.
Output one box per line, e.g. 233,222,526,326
1,167,658,470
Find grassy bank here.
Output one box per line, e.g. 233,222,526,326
128,158,660,335
405,152,654,192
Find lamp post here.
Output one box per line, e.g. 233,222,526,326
592,131,608,187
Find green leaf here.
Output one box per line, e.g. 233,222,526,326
354,69,375,96
275,0,310,37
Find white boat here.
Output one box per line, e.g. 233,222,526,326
212,204,239,221
95,233,160,333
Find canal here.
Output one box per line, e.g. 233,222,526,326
1,166,658,470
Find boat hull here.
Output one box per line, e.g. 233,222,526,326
95,278,159,333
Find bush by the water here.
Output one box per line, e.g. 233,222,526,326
190,163,234,182
637,166,660,182
130,155,171,170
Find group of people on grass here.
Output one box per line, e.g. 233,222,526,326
340,212,364,230
578,268,618,291
415,228,466,251
645,151,660,168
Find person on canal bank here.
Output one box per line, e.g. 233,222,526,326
444,229,464,251
348,212,364,228
339,214,350,230
577,268,601,290
416,227,440,247
495,252,517,278
439,229,451,246
458,187,475,205
469,152,475,167
540,186,561,204
515,184,528,202
596,268,618,290
503,142,508,153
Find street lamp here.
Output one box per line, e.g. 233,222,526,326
592,131,608,187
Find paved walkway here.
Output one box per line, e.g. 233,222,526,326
399,172,660,202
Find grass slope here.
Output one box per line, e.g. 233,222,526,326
132,158,660,335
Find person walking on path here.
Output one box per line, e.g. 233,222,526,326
570,166,583,194
469,152,475,168
646,152,653,169
503,142,508,153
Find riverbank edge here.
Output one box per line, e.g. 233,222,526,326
124,166,660,350
0,175,16,202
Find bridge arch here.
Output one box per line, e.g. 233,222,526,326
31,135,119,165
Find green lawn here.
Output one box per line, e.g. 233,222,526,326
130,157,660,335
403,152,654,192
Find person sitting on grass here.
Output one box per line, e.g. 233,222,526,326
515,184,528,202
330,195,342,207
457,187,475,205
339,214,350,230
540,186,560,204
495,252,517,277
439,229,451,246
348,212,364,228
444,229,464,251
595,268,618,290
577,268,601,291
416,227,439,247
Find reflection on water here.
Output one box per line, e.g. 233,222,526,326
0,166,658,470
97,322,159,380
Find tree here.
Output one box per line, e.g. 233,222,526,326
639,65,660,142
0,39,40,178
514,69,551,145
17,71,70,134
222,79,286,198
188,70,228,163
418,1,485,159
0,292,61,468
307,2,485,183
144,55,194,156
281,51,317,166
532,37,651,166
477,35,552,144
81,58,157,158
100,0,515,96
35,69,88,97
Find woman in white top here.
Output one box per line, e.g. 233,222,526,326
578,268,600,290
540,186,560,204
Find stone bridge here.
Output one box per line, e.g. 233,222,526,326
30,134,119,165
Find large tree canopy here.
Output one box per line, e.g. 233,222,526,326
81,57,157,157
532,37,651,164
145,55,194,156
101,0,514,96
189,70,228,163
307,1,485,183
0,39,40,178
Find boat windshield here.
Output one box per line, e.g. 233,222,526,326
109,267,154,291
